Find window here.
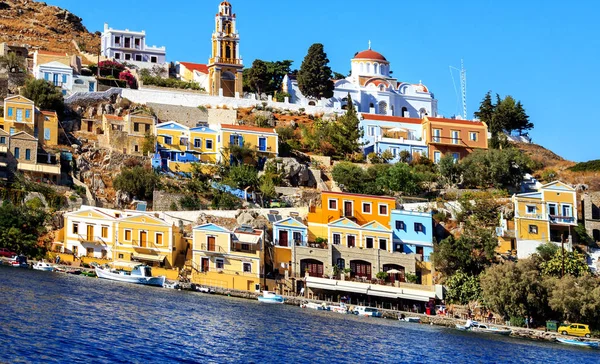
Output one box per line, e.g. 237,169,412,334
379,204,388,216
25,109,30,119
452,153,459,163
72,223,79,234
118,254,124,259
328,199,337,210
241,243,249,251
396,221,405,230
470,132,478,141
216,259,224,269
231,135,242,146
336,258,345,269
548,204,557,216
101,226,108,238
44,128,51,141
145,124,151,132
362,202,371,214
125,54,131,61
25,149,31,160
414,223,423,232
206,139,213,149
194,139,202,148
526,205,537,214
243,262,252,273
368,126,376,137
16,109,23,122
62,74,68,84
164,136,172,144
115,53,121,60
151,56,157,63
379,239,387,250
594,229,600,242
134,145,139,152
9,127,15,135
432,129,441,142
562,205,572,217
332,233,341,245
135,55,142,62
0,137,5,144
7,107,12,117
134,38,141,48
114,36,121,45
366,237,374,249
434,151,441,163
134,123,140,132
179,137,188,146
528,225,538,234
156,233,163,245
124,229,132,241
452,131,459,144
14,147,19,159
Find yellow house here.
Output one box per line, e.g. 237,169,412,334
513,181,577,259
220,124,278,163
39,110,59,147
1,95,36,136
115,214,185,269
189,125,219,163
328,218,393,251
63,206,119,259
192,223,264,292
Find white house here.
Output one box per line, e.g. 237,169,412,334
284,46,437,118
101,23,166,66
33,61,74,96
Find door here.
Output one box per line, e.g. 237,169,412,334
258,137,266,152
293,232,302,245
344,201,352,217
279,230,288,247
86,225,94,241
416,246,424,259
207,236,216,251
347,235,356,248
140,231,147,248
548,204,557,216
350,261,372,280
201,257,209,272
72,246,78,256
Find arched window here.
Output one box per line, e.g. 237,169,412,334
374,63,379,74
369,102,375,109
390,105,395,116
378,101,388,115
401,107,408,117
379,85,385,91
308,100,317,106
419,108,428,118
366,63,371,74
225,44,231,59
360,62,364,74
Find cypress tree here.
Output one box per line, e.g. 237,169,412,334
297,43,334,99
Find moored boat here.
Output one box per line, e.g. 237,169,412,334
327,303,349,314
95,264,165,287
353,306,382,317
163,280,181,290
400,316,421,323
9,255,28,268
257,291,284,304
301,301,327,310
32,261,55,272
456,320,511,335
556,338,599,348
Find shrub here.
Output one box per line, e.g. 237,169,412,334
179,195,203,211
569,160,600,172
119,71,137,89
275,92,291,102
113,166,160,200
140,75,204,91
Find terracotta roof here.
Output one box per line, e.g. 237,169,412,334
221,124,276,134
362,113,423,125
427,116,485,126
354,49,387,62
234,228,262,236
40,110,57,116
104,114,124,121
323,191,396,201
179,62,209,74
37,50,68,57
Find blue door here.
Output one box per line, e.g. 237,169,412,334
258,137,266,152
53,74,59,86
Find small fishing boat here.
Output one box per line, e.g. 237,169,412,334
192,284,216,293
455,320,511,335
300,302,327,310
9,255,28,268
328,303,349,314
400,316,421,323
163,280,181,290
556,338,599,348
95,264,165,287
353,306,382,317
32,261,55,272
80,270,97,277
257,291,284,304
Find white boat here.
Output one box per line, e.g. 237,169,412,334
353,306,382,317
301,302,327,310
95,264,165,287
456,320,512,336
257,291,284,304
328,303,349,314
401,316,421,323
32,261,55,272
163,280,180,289
556,338,599,348
9,255,28,268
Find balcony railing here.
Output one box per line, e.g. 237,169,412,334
230,243,259,254
274,239,309,247
430,136,466,147
198,244,227,254
549,215,575,224
77,235,107,246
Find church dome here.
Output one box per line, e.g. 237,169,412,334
354,49,387,62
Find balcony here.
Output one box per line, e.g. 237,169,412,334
274,239,310,248
230,242,260,254
198,243,227,254
78,235,107,246
17,162,61,175
549,215,575,225
429,136,466,147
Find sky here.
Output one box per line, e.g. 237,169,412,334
47,0,600,162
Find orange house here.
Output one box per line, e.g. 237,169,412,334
422,116,488,163
307,191,396,241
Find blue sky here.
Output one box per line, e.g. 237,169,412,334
48,0,599,162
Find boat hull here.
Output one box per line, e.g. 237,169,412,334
557,338,599,348
95,267,165,287
33,266,55,272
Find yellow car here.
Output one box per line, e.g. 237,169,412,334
557,323,591,338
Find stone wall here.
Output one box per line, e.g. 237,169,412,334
208,108,237,125
584,192,600,241
147,102,208,126
152,190,187,212
332,245,417,275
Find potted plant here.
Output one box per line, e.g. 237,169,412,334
375,271,388,284
343,267,352,280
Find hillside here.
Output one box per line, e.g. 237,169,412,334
0,0,100,54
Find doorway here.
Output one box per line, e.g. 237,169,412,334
140,231,147,247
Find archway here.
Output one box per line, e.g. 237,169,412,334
382,264,405,283
300,259,323,278
401,106,408,117
221,71,236,97
350,260,372,280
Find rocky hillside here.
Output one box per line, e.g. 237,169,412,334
0,0,100,53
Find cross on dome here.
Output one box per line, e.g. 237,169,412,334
368,40,371,50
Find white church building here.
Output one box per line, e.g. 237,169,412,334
283,46,437,118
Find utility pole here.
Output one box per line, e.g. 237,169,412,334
561,239,565,278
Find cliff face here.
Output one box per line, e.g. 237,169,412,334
0,0,100,53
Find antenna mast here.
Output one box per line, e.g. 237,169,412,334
449,60,468,119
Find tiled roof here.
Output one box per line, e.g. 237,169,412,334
37,50,68,56
221,124,276,134
354,49,387,61
427,116,485,126
323,191,396,201
40,110,57,116
179,62,209,74
362,113,423,125
104,114,124,121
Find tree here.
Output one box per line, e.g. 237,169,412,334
113,166,160,200
445,271,481,305
0,52,25,71
141,132,156,155
332,162,368,193
259,176,277,205
330,94,363,158
243,59,293,95
438,154,462,187
226,164,258,190
540,249,590,278
246,59,268,95
0,202,49,258
333,71,346,80
547,274,600,327
297,43,334,99
432,234,494,277
20,79,65,115
474,92,533,148
380,162,421,195
460,148,534,190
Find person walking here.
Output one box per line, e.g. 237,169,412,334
529,316,534,329
525,316,529,329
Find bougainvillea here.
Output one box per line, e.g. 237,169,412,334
119,71,137,89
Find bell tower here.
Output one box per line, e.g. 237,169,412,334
208,1,243,97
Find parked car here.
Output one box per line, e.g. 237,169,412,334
0,248,16,258
558,323,591,338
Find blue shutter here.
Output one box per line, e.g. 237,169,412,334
238,135,244,146
229,135,235,145
62,74,68,83
14,147,19,159
7,108,12,117
25,109,30,119
44,128,51,141
44,72,50,81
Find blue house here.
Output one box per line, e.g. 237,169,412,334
273,217,308,247
390,210,434,261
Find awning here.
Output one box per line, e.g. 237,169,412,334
132,253,166,263
112,261,141,269
235,234,261,244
